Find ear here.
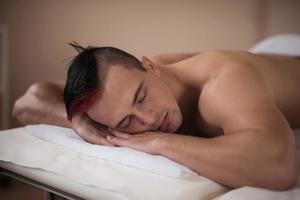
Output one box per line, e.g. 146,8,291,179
141,56,161,77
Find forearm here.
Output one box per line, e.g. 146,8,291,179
160,130,297,190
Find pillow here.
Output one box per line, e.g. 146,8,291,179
25,124,196,178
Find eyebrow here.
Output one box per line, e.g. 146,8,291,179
115,81,144,128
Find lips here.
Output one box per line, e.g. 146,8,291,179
158,112,168,131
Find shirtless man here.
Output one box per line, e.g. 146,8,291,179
13,44,300,190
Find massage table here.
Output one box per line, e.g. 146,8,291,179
0,125,300,200
1,34,300,200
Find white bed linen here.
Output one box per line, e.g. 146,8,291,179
0,161,128,200
0,127,227,200
1,126,300,200
25,124,196,178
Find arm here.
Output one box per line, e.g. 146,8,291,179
13,81,70,127
107,57,297,190
161,131,296,190
161,64,298,189
13,82,114,146
108,127,296,190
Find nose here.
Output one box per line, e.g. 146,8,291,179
133,109,157,127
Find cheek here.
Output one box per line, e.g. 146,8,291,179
87,107,112,127
148,88,178,117
150,88,171,105
87,109,99,122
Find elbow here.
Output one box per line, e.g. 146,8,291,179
264,163,298,191
251,160,298,190
282,168,298,190
269,131,298,190
12,96,28,124
12,82,43,124
274,134,298,190
12,94,24,120
272,158,298,190
260,140,298,190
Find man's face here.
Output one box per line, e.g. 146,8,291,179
86,64,182,134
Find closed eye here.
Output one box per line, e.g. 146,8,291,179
123,90,146,129
137,89,147,103
116,83,146,129
124,115,133,128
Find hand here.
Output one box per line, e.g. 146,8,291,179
71,113,115,146
107,129,172,155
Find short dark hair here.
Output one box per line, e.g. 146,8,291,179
64,42,145,120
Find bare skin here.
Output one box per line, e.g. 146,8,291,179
13,50,300,190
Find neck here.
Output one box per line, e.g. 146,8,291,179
158,65,200,132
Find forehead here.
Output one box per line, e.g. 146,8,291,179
104,64,143,92
87,65,144,125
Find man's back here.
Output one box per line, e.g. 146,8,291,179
167,51,300,137
249,53,300,128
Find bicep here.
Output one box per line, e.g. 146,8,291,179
201,66,292,136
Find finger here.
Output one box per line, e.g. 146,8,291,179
106,135,129,147
97,138,116,147
84,135,112,146
108,129,131,139
72,117,115,146
81,130,115,147
97,129,112,137
93,123,112,136
112,131,131,139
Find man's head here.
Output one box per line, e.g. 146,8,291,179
64,43,182,134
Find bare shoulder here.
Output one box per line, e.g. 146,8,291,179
197,52,292,135
29,81,65,92
150,52,201,65
23,81,65,102
186,50,256,75
194,50,256,65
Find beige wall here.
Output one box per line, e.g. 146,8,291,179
0,0,299,128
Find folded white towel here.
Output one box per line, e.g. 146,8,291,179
25,124,197,178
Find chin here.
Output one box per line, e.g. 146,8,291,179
168,124,179,133
168,111,182,133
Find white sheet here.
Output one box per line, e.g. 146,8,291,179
1,126,300,200
25,124,196,178
0,127,226,200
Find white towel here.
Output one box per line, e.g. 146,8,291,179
249,33,300,56
25,124,197,178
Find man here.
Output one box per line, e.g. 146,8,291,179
13,43,300,190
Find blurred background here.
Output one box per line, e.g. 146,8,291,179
0,0,299,199
0,0,300,129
